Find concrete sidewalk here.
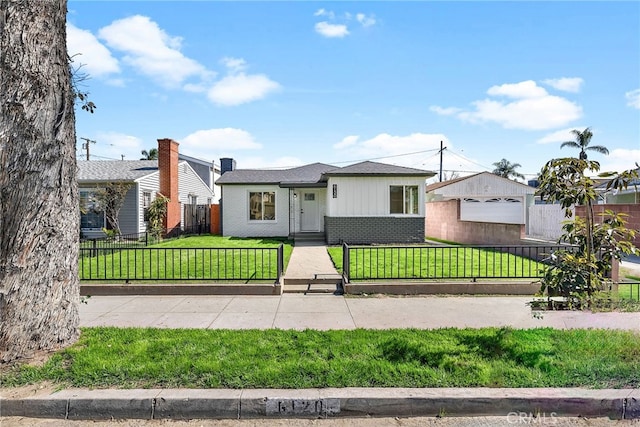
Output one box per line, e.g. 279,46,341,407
79,294,640,330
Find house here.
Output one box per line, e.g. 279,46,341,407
216,159,435,244
78,138,215,238
425,172,536,245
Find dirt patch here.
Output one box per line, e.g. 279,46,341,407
0,381,60,399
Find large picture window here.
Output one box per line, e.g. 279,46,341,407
80,189,105,229
249,191,276,221
390,185,419,214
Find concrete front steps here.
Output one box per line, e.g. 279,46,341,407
282,275,344,295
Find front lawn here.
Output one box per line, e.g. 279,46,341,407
2,327,639,389
328,245,545,280
80,235,293,282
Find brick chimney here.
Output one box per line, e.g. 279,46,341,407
158,138,181,233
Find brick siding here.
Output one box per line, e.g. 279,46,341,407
325,216,425,245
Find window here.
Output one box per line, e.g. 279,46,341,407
189,194,198,205
249,191,276,221
332,184,338,198
79,189,105,229
390,185,419,214
142,192,152,208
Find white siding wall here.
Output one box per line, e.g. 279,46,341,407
326,176,425,217
437,173,534,198
527,203,573,241
137,173,160,234
222,185,290,237
177,162,215,226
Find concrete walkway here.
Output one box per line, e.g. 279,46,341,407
79,294,640,330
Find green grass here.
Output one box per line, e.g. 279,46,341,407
328,246,545,280
2,327,639,389
618,283,640,301
80,236,293,282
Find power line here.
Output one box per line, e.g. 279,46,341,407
258,148,442,170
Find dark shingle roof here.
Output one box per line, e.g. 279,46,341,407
322,161,434,177
77,160,159,182
216,161,434,186
216,163,337,185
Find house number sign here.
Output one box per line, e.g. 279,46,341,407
265,398,340,416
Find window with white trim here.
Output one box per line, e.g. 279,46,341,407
390,185,419,214
249,191,276,221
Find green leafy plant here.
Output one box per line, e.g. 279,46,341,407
146,193,169,240
536,153,639,308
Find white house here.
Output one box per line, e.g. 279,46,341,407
216,159,435,244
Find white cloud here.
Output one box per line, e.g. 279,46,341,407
599,148,640,174
98,15,211,88
437,80,582,131
221,57,247,73
67,23,120,78
333,132,448,170
536,127,588,144
429,106,462,116
625,89,640,109
208,73,280,106
333,135,360,149
542,77,584,93
356,13,376,28
487,80,548,98
180,128,262,154
314,9,334,19
315,21,350,38
87,132,144,161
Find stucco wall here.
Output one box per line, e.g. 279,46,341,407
425,199,524,245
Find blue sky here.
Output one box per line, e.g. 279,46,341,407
67,1,640,182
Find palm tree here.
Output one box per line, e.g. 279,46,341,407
560,127,609,160
140,148,158,160
492,158,525,181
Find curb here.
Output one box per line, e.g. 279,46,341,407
2,388,639,420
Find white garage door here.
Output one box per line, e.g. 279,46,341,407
460,197,523,224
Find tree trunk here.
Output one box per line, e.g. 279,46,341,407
0,0,79,362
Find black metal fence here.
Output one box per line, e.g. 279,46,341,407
342,243,573,282
80,244,284,283
80,227,210,253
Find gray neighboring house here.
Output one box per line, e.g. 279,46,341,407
78,156,214,239
216,159,435,244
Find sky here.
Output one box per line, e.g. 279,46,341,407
67,1,640,182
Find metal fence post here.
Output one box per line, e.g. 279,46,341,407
277,243,284,284
342,242,350,283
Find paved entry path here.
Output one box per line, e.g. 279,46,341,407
283,240,339,280
80,295,640,331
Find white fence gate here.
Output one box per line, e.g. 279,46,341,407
527,203,573,241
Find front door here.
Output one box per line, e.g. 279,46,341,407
300,191,319,231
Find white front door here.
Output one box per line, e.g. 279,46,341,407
300,191,319,231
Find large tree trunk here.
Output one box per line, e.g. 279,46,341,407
0,0,79,362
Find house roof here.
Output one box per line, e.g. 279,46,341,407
77,160,160,183
322,161,435,177
216,161,434,186
425,171,536,195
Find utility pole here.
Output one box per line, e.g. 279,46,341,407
439,140,446,182
80,138,96,161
